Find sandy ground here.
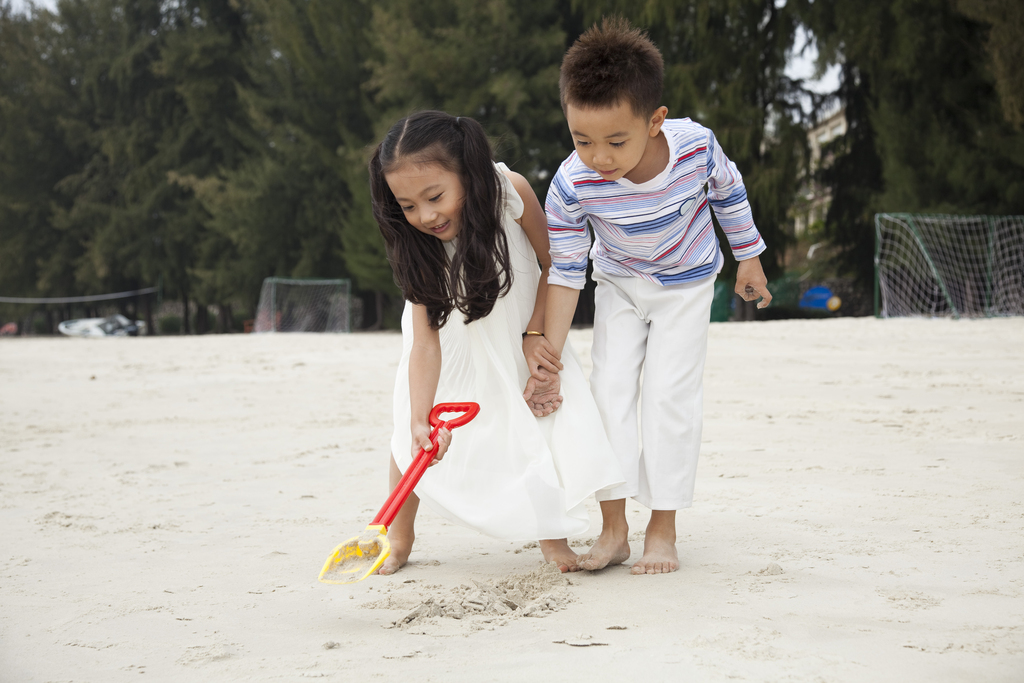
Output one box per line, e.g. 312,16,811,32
1,317,1022,682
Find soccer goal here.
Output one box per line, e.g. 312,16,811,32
874,213,1024,318
253,278,352,333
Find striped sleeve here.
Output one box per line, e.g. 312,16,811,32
544,163,590,290
705,130,766,261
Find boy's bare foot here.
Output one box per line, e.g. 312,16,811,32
631,511,678,574
539,539,579,572
577,526,631,571
377,532,413,575
630,536,678,574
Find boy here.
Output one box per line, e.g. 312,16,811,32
537,17,772,575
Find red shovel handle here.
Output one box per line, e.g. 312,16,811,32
371,402,480,529
429,401,480,429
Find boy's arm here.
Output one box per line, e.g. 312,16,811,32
543,284,579,357
545,164,592,292
705,128,771,307
542,162,590,352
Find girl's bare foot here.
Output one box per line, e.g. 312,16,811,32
377,532,413,575
378,455,419,576
577,526,631,570
539,538,579,572
630,536,678,574
578,499,631,571
630,510,679,575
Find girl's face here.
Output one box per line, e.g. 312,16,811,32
386,161,465,242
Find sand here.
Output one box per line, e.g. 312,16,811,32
1,317,1022,681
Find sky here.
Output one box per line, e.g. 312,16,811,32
9,0,46,13
9,0,841,95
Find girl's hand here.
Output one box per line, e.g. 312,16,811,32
523,370,563,417
523,334,563,380
412,424,452,467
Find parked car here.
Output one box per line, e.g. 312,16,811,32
58,314,146,337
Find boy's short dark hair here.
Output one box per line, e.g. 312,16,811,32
559,16,664,118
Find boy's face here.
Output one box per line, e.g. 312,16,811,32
565,100,668,182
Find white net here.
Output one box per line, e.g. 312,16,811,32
253,278,352,333
874,213,1024,318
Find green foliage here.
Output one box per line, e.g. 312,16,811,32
366,0,572,194
801,0,1024,288
0,3,86,299
3,0,1021,329
159,314,182,334
189,0,391,315
954,0,1024,131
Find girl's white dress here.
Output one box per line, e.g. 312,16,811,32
390,164,625,541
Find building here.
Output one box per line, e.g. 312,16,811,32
792,106,846,236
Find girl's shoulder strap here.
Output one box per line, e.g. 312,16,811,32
493,162,525,222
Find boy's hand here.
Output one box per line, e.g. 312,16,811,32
523,370,563,417
411,424,452,467
735,256,772,309
523,334,563,380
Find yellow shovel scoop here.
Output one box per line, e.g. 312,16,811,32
318,401,480,584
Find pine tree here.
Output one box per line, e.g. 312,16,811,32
954,0,1024,131
366,0,572,195
155,0,257,331
802,0,1024,288
191,0,391,324
0,4,77,304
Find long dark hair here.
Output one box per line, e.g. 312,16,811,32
369,111,513,329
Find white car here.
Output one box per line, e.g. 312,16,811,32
58,314,147,337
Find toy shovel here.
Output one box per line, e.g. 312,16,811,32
318,401,480,584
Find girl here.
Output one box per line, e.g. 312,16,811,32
368,111,623,574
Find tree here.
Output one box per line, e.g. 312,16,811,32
366,0,572,195
189,0,394,325
0,2,88,305
801,0,1024,287
955,0,1024,131
155,0,258,331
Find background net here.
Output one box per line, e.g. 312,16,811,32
874,214,1024,318
253,278,352,333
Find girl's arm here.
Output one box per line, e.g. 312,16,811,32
409,303,450,464
503,169,563,380
503,169,564,417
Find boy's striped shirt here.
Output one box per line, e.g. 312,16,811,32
545,118,766,289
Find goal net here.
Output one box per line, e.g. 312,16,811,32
874,213,1024,318
253,278,352,333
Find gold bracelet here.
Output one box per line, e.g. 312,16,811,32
522,330,544,338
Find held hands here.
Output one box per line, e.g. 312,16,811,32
411,423,452,468
523,369,563,417
522,334,563,379
735,256,773,309
522,334,563,417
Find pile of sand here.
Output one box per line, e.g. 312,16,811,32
364,562,573,629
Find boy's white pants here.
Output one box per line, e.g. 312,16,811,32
589,268,716,510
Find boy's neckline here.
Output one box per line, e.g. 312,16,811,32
619,130,672,188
